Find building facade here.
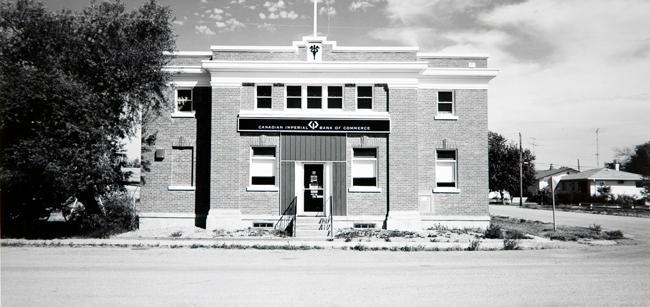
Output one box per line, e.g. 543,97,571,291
139,36,498,234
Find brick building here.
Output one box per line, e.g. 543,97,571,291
139,35,498,235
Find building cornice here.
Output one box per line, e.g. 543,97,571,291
201,61,428,73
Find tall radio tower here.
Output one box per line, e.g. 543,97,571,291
595,128,600,167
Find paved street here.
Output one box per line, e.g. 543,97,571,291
2,245,649,307
490,205,650,244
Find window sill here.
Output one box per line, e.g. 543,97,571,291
434,114,458,121
246,186,279,192
171,112,195,118
168,186,195,191
433,187,461,194
349,187,382,193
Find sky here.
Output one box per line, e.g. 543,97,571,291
43,0,650,171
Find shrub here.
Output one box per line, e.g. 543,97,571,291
604,230,624,240
503,239,521,250
505,229,529,240
484,223,503,239
547,231,577,241
588,224,602,234
76,192,138,238
169,231,183,238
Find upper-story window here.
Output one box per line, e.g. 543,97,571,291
437,91,454,114
307,86,322,109
286,85,302,109
327,86,343,109
256,85,272,109
357,86,372,109
176,89,194,112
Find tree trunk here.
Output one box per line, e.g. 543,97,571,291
500,191,505,205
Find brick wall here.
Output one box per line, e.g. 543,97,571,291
420,58,488,68
416,89,489,216
238,134,281,215
387,88,419,211
346,135,388,216
140,86,211,215
210,87,241,210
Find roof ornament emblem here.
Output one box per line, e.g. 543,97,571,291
309,45,320,60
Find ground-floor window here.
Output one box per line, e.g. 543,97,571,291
352,148,377,187
250,147,276,186
436,150,457,187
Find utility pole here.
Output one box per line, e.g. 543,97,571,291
551,178,557,231
577,159,581,171
519,132,523,207
595,128,600,167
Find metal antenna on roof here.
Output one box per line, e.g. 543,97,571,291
313,0,318,37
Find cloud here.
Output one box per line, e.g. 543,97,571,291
264,0,285,12
194,25,216,35
319,0,336,16
173,20,185,26
348,0,375,12
215,18,245,32
259,0,300,20
371,0,650,167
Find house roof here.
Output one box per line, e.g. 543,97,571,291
535,167,577,180
559,168,643,181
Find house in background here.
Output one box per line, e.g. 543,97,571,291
556,167,645,201
528,166,578,196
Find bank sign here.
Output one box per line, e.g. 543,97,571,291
238,118,390,133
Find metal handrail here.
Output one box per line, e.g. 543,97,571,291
275,196,297,236
328,195,334,237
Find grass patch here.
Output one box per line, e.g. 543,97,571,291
491,216,626,241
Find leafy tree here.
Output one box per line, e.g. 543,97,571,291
0,0,174,231
488,131,536,204
617,141,650,200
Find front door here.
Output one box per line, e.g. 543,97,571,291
296,163,329,216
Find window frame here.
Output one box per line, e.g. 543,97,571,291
249,146,277,188
168,146,195,191
285,84,303,109
434,149,459,192
437,90,455,115
326,85,344,109
306,85,323,109
174,88,194,114
351,147,378,189
356,85,373,110
255,85,273,110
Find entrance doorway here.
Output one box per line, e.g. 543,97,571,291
295,162,330,216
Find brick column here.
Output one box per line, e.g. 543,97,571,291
387,87,421,230
206,84,243,230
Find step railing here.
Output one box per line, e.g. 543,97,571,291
327,195,334,237
274,196,297,236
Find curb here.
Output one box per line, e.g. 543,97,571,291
0,238,568,252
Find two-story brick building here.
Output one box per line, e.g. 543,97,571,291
139,35,498,236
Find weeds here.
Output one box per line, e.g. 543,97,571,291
466,239,481,251
503,239,520,250
484,223,503,239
